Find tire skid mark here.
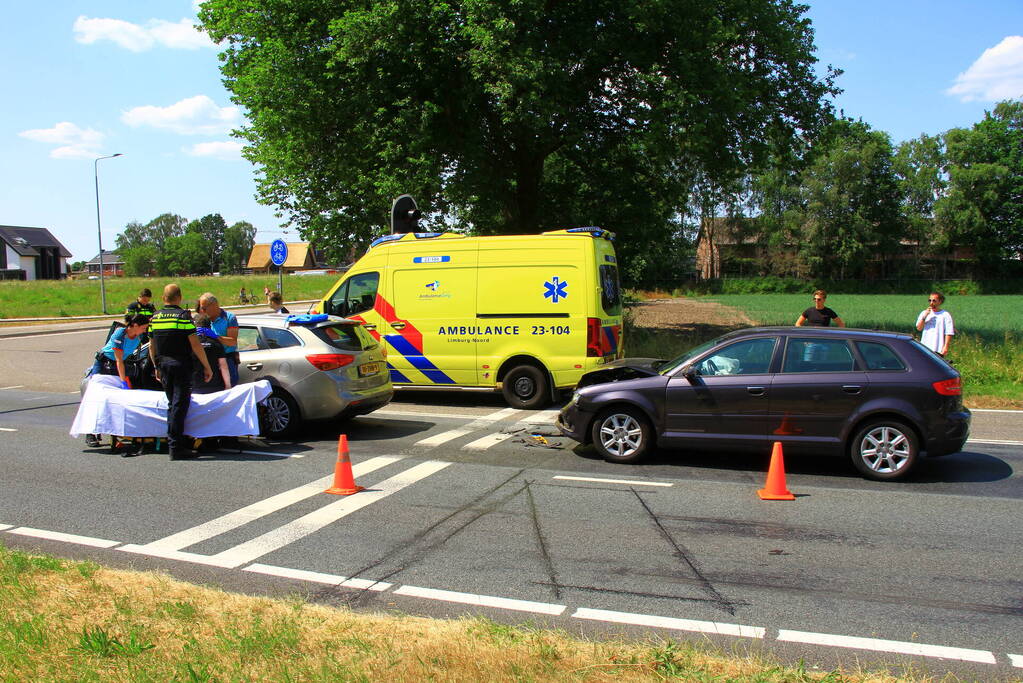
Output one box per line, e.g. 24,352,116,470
526,482,560,600
532,581,751,608
0,401,79,416
312,469,528,606
633,488,738,616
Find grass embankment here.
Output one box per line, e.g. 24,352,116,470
626,293,1023,408
0,543,924,682
0,275,341,320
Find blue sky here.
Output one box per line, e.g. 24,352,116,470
2,1,1022,263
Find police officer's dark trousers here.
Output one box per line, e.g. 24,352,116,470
159,357,193,453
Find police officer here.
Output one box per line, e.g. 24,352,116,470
149,284,212,460
125,288,156,322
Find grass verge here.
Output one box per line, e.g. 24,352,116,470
0,542,936,681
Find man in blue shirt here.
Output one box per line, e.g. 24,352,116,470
198,292,240,386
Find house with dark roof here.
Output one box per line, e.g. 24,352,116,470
0,225,72,280
84,250,124,277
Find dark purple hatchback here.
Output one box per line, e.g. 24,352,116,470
556,327,971,481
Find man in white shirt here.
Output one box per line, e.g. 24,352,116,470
916,292,954,356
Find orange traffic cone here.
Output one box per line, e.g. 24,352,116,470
324,435,364,495
757,441,795,501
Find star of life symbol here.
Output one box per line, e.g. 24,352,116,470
426,280,440,291
543,276,568,303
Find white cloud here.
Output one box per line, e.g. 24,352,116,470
185,140,244,160
122,95,240,135
73,15,214,51
19,122,106,159
946,36,1023,102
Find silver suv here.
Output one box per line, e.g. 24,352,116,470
235,314,392,437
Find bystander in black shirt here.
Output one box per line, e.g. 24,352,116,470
193,334,227,394
800,306,839,326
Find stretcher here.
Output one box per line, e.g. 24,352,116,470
70,374,273,439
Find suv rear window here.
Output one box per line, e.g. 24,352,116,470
310,323,375,351
856,341,906,370
599,265,621,315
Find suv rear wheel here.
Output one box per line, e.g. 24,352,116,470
850,420,918,481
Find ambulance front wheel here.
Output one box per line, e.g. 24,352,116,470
501,364,551,410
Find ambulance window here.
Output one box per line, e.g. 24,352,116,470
328,272,379,317
599,265,621,315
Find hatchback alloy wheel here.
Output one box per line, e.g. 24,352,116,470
851,420,919,481
591,407,652,464
259,390,299,438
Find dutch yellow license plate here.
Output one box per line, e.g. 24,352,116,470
358,362,382,377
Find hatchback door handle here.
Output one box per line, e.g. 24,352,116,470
246,363,263,371
747,386,766,396
842,385,862,394
390,321,406,330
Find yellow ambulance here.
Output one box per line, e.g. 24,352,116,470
313,228,623,408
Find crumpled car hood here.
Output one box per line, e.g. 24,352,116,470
576,358,665,388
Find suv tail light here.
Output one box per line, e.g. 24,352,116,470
932,377,962,395
586,317,602,357
306,353,355,371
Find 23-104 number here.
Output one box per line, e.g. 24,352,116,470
531,325,570,335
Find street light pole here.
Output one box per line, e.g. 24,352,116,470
94,153,123,315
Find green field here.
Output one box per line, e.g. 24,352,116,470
0,275,342,319
627,294,1023,406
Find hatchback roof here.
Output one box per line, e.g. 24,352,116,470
236,314,360,328
725,326,913,341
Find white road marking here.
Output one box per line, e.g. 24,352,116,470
553,475,673,487
573,607,764,639
245,563,392,591
967,439,1023,446
394,585,565,615
5,527,120,549
0,524,12,531
135,456,402,552
1009,653,1023,668
118,544,239,568
970,408,1023,413
462,432,515,450
414,408,522,447
776,630,996,664
206,460,451,568
374,409,480,420
520,409,559,424
0,427,16,432
0,385,24,390
232,449,305,458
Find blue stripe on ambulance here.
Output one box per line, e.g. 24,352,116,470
386,363,411,384
602,326,618,354
384,335,456,384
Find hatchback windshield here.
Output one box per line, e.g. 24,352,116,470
657,338,722,376
310,323,375,351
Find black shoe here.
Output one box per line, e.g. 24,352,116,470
169,448,198,460
85,434,101,448
121,440,144,458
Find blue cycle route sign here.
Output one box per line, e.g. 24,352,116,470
270,239,288,267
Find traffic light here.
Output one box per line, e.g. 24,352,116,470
390,195,421,234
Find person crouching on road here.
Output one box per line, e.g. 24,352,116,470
193,315,232,394
197,293,240,388
150,284,213,460
85,314,150,450
916,291,954,357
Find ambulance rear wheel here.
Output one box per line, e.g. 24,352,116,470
502,364,550,410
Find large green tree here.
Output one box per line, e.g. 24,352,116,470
893,133,947,262
936,100,1023,270
115,213,187,253
186,213,228,274
222,220,257,273
199,0,837,276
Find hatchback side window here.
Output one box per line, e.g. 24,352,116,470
696,338,777,376
236,327,264,352
782,338,856,373
261,327,301,350
856,341,906,370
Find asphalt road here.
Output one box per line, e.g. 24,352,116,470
1,322,1022,679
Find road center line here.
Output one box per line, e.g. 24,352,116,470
573,607,764,639
966,439,1023,446
244,563,393,591
552,475,673,487
777,629,996,664
137,455,402,552
0,427,16,432
394,585,566,615
207,460,451,568
0,385,24,390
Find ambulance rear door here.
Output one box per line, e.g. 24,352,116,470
385,240,479,385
